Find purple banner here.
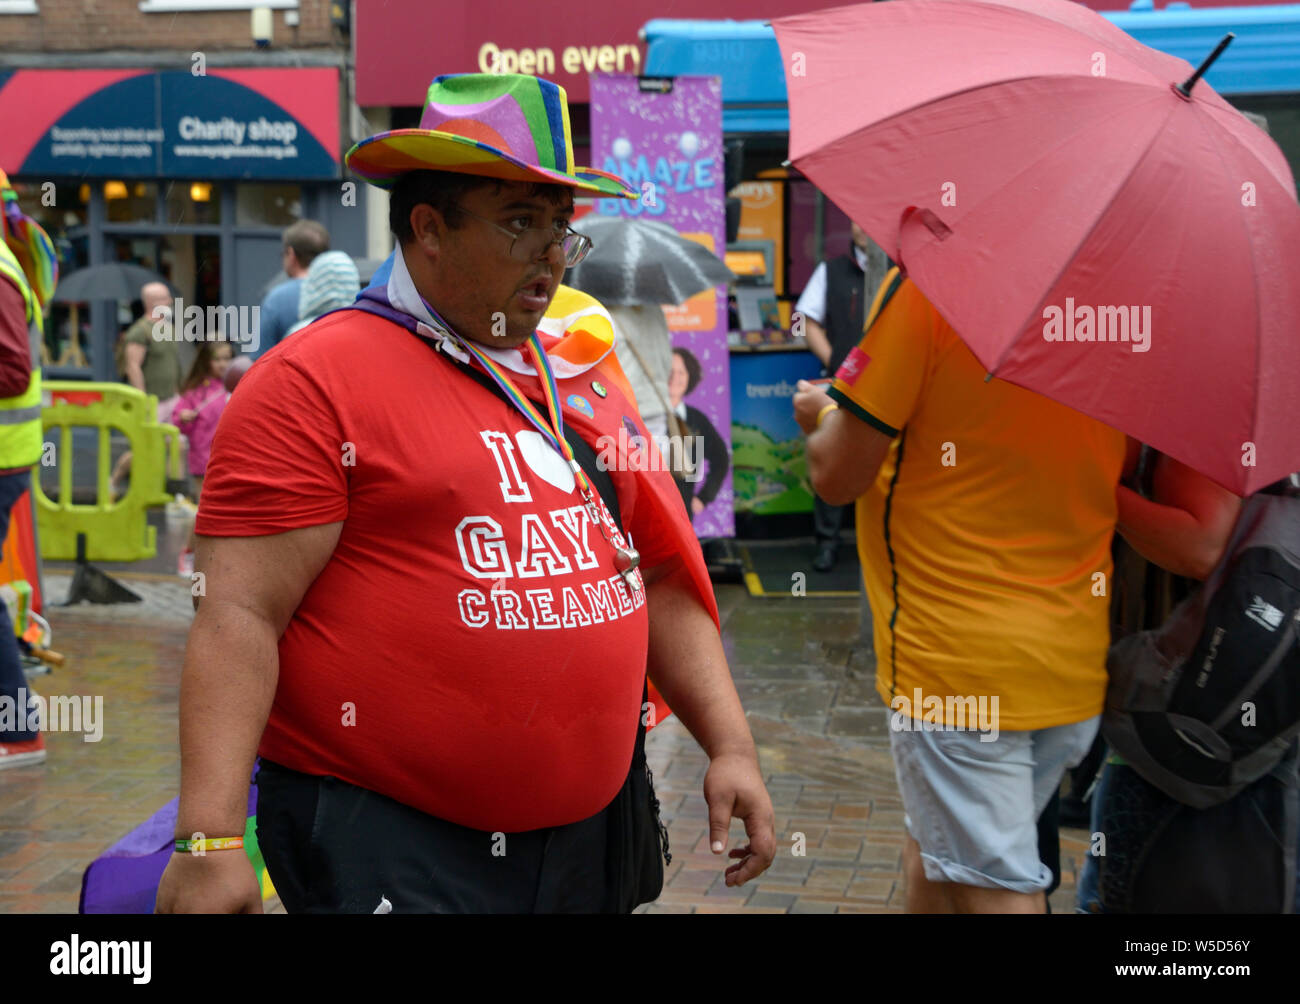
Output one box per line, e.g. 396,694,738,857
590,74,733,540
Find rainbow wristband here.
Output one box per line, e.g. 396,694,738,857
174,836,244,853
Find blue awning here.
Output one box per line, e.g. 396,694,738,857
643,3,1300,133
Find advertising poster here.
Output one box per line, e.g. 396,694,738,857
730,351,823,515
732,179,785,295
589,74,733,539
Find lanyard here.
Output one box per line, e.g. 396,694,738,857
457,331,594,497
424,303,642,592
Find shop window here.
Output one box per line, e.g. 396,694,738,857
235,183,302,227
105,181,158,224
164,180,221,225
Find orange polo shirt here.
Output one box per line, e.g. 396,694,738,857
830,272,1125,730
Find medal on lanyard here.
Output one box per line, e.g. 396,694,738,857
453,331,642,593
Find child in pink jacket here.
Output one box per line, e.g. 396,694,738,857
173,341,233,574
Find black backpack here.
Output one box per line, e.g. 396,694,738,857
1103,478,1300,809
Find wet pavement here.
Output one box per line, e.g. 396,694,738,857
1,523,1092,914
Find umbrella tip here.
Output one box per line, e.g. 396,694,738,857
1176,32,1234,98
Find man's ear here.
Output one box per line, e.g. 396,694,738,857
409,204,443,259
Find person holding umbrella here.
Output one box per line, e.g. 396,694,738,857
796,268,1125,913
564,216,734,519
779,0,1300,914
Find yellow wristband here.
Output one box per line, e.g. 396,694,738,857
174,836,244,854
815,403,839,429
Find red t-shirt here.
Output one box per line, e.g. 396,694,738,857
197,308,686,832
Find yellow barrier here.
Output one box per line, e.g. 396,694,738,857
35,382,182,562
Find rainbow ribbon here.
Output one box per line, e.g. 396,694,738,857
417,295,594,497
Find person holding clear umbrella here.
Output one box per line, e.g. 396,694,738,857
564,215,733,515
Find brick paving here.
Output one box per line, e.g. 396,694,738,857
0,576,1091,914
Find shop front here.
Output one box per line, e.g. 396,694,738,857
0,67,359,382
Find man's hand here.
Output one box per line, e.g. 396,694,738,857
642,555,776,886
155,850,263,914
793,379,835,435
690,496,705,516
704,751,776,886
797,379,894,505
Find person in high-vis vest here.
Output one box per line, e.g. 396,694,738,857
0,169,54,769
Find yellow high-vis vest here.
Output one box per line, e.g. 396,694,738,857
0,240,44,469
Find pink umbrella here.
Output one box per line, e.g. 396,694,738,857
774,0,1300,494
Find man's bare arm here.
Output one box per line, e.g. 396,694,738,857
642,557,775,885
156,521,340,913
794,381,894,505
1116,455,1240,580
642,557,751,761
124,341,147,392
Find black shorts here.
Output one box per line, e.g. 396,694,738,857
255,759,615,913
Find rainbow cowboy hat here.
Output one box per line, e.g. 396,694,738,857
346,74,637,200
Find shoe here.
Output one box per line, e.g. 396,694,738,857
178,548,195,578
0,732,46,770
812,543,837,573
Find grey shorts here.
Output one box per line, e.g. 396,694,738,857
890,712,1100,893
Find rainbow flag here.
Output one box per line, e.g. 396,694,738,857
79,770,274,913
0,168,58,308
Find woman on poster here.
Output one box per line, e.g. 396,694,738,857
669,346,729,520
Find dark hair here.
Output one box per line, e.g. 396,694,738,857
673,346,703,395
282,220,330,270
388,169,572,245
182,340,234,392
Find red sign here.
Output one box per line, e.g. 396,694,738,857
51,390,103,407
356,0,1295,107
356,0,847,106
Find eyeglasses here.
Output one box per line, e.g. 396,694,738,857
452,205,594,267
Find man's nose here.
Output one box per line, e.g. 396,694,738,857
539,238,567,265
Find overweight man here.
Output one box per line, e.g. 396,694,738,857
156,73,774,913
